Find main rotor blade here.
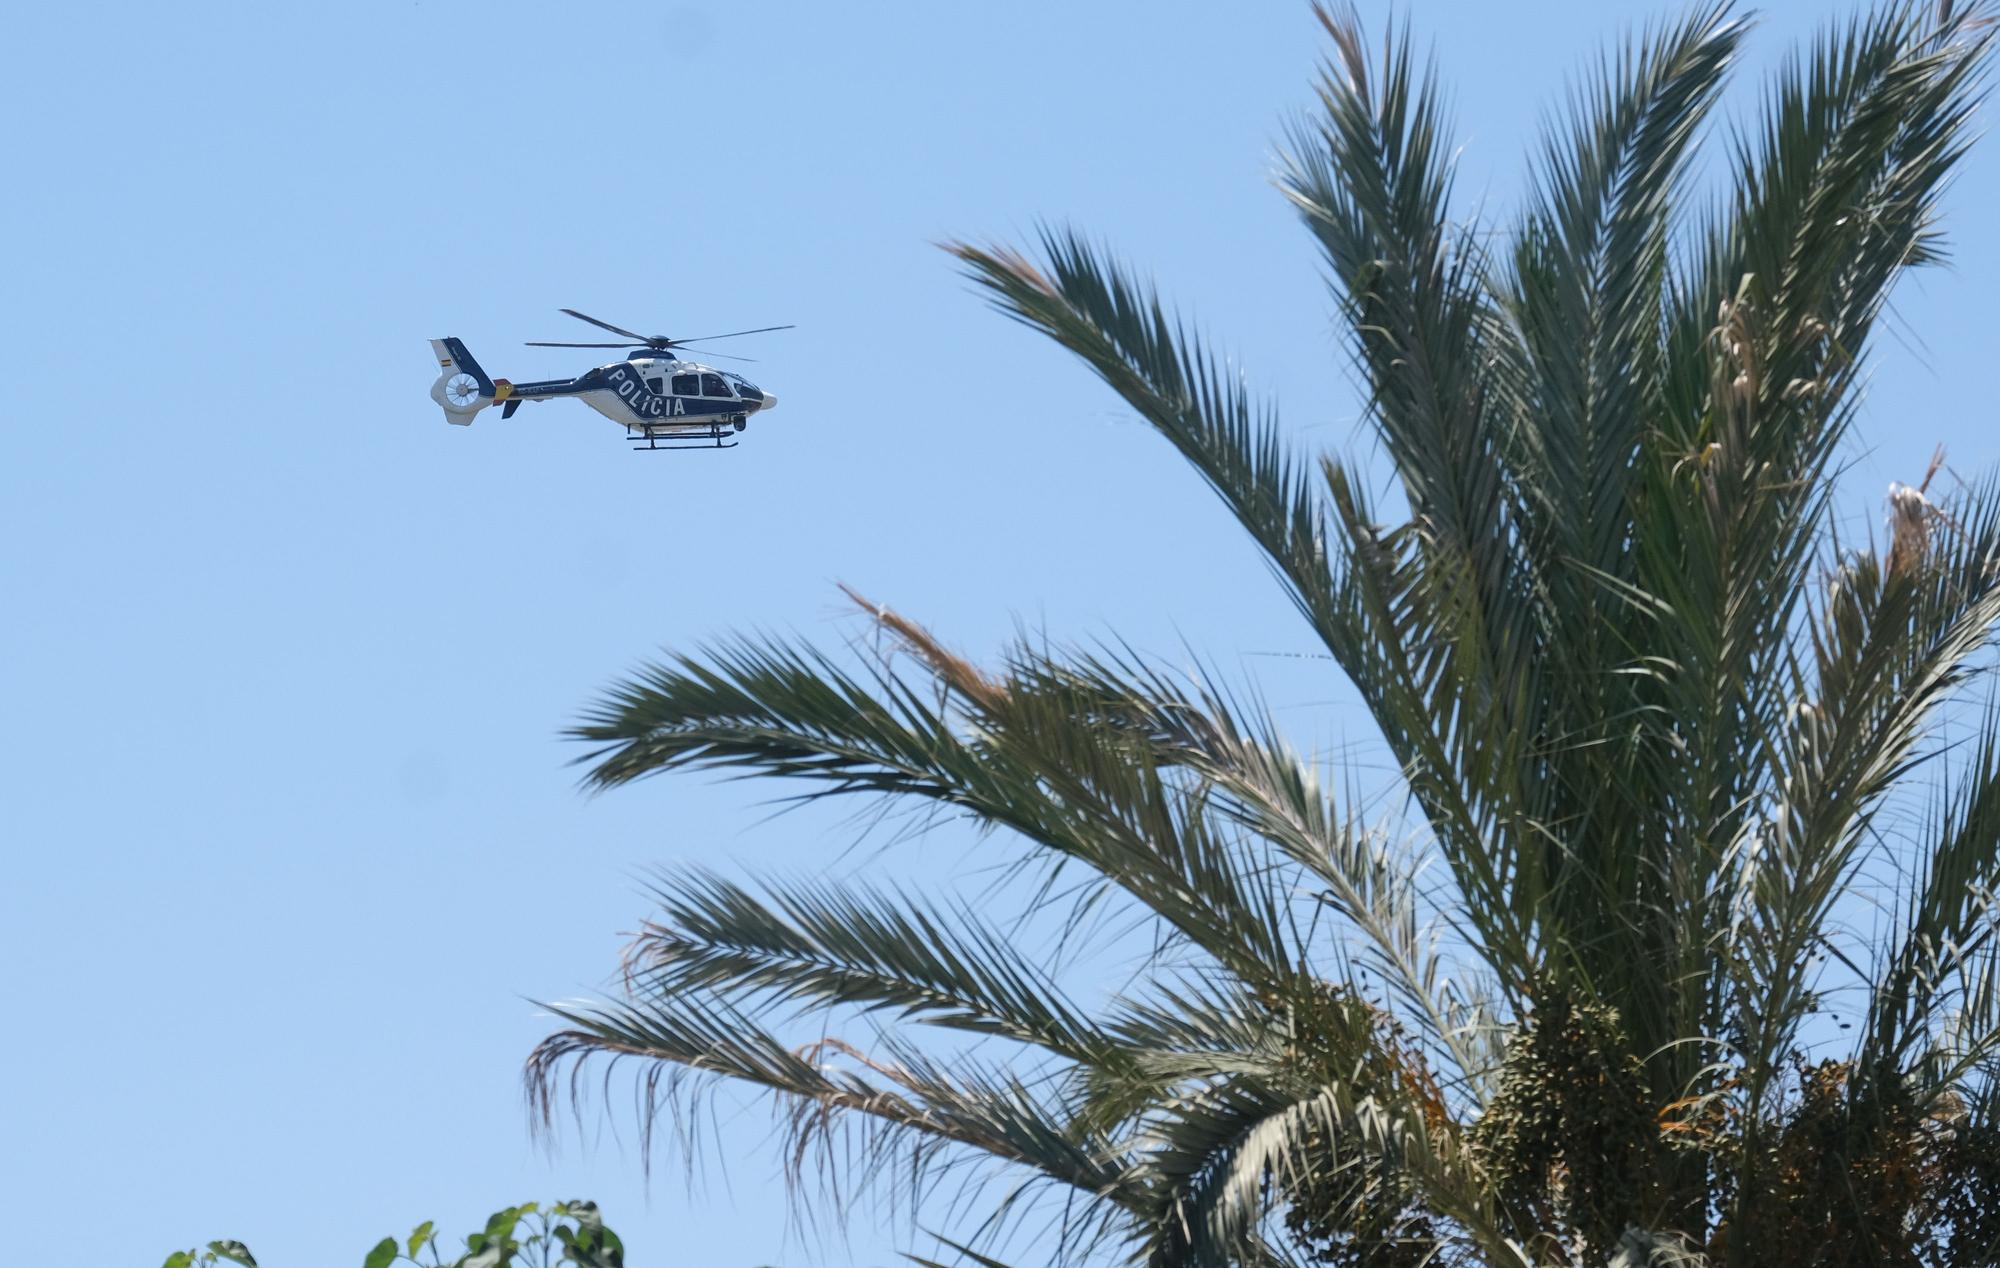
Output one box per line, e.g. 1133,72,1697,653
526,340,636,348
673,347,758,362
669,324,795,343
560,309,654,342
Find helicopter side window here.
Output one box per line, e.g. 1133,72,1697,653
645,377,663,394
700,373,731,397
670,373,699,395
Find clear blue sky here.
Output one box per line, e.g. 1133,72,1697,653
4,2,1995,1265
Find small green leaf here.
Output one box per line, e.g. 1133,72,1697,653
364,1236,399,1268
208,1241,258,1268
594,1228,624,1268
163,1252,195,1268
562,1225,623,1268
407,1222,435,1258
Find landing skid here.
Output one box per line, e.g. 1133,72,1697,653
628,423,738,451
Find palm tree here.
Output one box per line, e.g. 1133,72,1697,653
528,3,2000,1264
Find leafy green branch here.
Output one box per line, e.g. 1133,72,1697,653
163,1200,624,1268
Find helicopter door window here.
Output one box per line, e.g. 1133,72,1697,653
700,373,731,397
670,374,699,395
645,377,663,394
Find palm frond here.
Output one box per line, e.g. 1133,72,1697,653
1316,466,1548,1000
1666,0,1991,436
526,990,1139,1216
1649,0,1993,680
1007,645,1505,1097
944,232,1347,673
904,1233,1029,1268
1490,12,1747,1010
572,634,960,797
1278,3,1504,559
1873,715,2000,1071
1506,0,1743,583
1275,6,1618,1007
1136,1070,1520,1268
1729,474,2000,1100
622,868,1120,1066
1926,940,2000,1110
575,621,1306,990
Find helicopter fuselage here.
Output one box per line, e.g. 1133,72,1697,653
507,354,774,433
428,339,777,447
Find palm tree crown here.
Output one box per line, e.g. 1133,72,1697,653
530,3,2000,1264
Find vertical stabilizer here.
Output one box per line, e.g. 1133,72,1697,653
428,338,494,425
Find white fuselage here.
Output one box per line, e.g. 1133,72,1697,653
584,356,768,433
580,388,714,430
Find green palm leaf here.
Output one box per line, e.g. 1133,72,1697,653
622,868,1119,1063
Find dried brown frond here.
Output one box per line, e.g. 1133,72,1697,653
939,239,1059,300
1711,278,1765,413
1888,446,1961,577
840,584,1009,713
799,1035,912,1088
1889,482,1935,577
1657,1078,1739,1153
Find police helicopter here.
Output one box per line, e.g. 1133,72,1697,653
427,309,789,450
